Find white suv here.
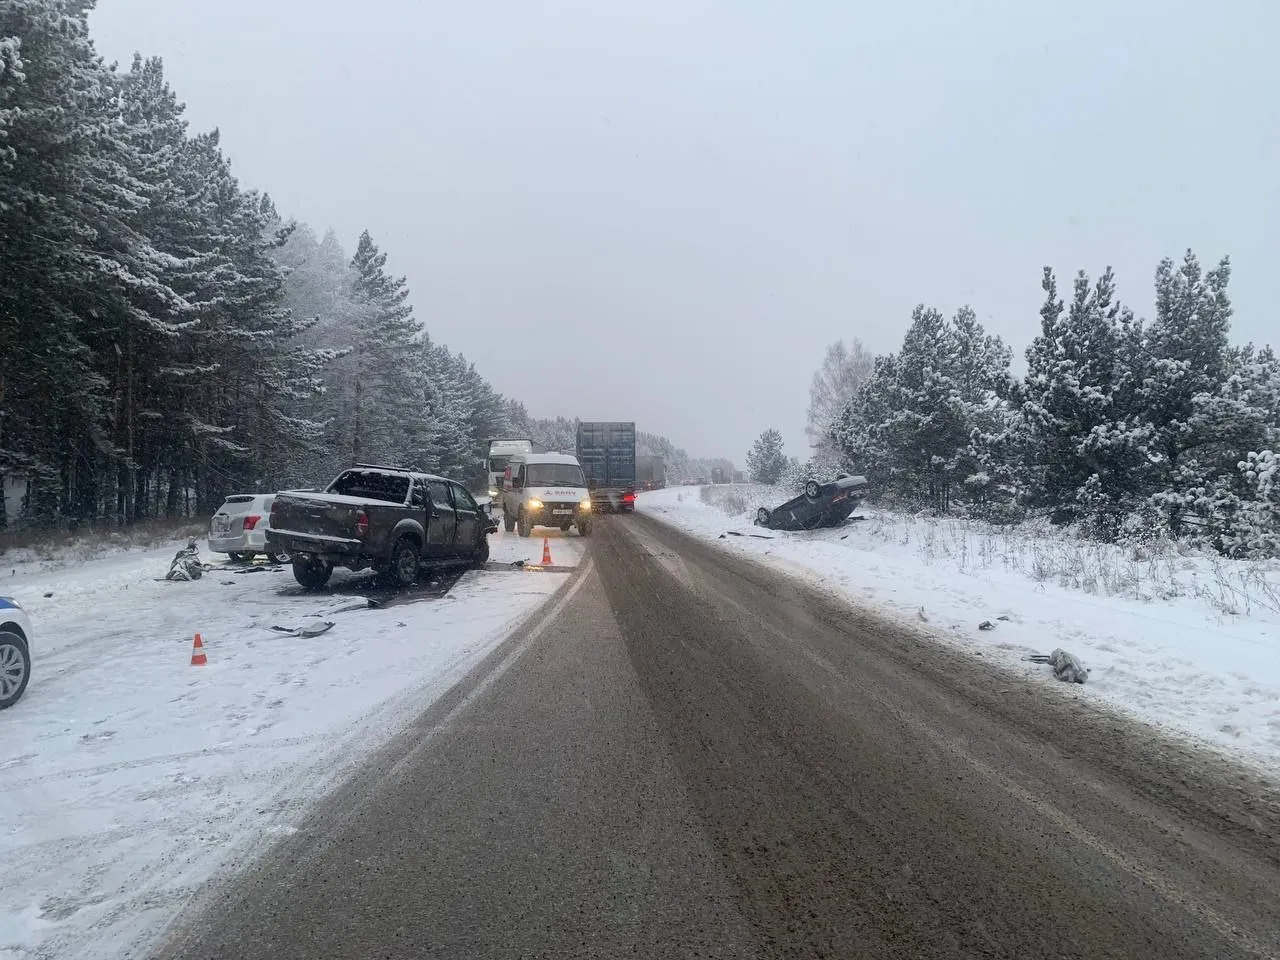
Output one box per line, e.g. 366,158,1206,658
210,493,289,563
0,597,33,709
501,453,593,538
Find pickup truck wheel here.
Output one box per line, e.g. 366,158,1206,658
503,511,515,533
390,537,421,587
472,536,490,569
517,512,532,538
292,557,332,591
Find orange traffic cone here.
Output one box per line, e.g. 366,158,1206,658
190,632,207,667
541,538,553,566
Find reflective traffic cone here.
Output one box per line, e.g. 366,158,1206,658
190,632,207,667
541,538,552,566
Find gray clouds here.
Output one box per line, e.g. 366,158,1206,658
90,0,1280,461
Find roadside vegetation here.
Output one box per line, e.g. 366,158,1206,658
748,252,1278,559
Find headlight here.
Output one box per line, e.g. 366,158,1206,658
579,498,592,511
527,498,544,510
488,488,499,498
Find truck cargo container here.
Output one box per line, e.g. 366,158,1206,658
576,422,637,512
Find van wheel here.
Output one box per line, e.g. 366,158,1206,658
390,537,421,588
517,512,533,538
503,511,515,533
292,557,332,591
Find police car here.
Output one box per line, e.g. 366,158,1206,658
0,596,32,709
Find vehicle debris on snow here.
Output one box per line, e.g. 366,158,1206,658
1028,648,1090,684
163,538,208,581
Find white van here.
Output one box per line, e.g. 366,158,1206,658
501,452,592,537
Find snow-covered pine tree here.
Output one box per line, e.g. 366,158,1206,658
0,0,142,524
1135,252,1239,537
272,226,361,483
746,429,788,484
947,306,1018,515
345,230,422,467
830,305,1013,513
1020,265,1146,532
411,338,474,479
528,417,578,453
455,354,512,481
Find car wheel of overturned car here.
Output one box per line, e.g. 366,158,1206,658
517,511,533,538
0,631,31,710
472,536,490,569
390,536,421,588
805,480,822,500
756,507,771,526
291,556,333,591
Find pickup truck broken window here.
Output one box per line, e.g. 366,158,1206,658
329,470,410,504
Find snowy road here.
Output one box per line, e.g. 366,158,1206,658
159,514,1280,960
0,524,584,960
640,486,1280,771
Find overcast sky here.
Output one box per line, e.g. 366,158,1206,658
89,0,1279,463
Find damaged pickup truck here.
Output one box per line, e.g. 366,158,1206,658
267,465,497,590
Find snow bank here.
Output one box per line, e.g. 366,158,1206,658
639,486,1280,772
0,528,575,959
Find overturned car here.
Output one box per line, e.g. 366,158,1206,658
755,474,869,531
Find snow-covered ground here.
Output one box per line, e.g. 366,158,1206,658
639,486,1280,773
0,523,584,960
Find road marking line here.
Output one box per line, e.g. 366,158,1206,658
385,561,595,784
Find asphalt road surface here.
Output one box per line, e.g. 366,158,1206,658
158,514,1280,960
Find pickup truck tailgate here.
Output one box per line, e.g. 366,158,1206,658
270,492,365,544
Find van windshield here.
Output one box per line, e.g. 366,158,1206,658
489,456,511,474
526,463,585,487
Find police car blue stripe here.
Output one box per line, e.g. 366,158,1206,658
0,598,18,610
